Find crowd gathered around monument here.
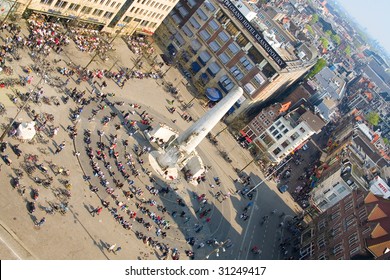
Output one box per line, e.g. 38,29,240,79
0,13,301,260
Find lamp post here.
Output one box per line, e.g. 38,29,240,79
244,156,294,196
204,240,229,260
84,22,128,69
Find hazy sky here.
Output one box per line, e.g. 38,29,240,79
335,0,390,53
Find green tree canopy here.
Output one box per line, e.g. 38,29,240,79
325,30,332,37
320,37,329,49
306,24,314,35
307,58,327,79
366,111,380,126
344,45,351,56
384,138,390,146
331,34,341,45
310,14,319,24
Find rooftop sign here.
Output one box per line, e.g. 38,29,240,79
222,0,287,69
370,176,390,199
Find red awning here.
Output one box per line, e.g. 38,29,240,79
245,136,252,143
240,130,247,136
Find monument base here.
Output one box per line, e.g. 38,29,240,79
149,151,178,180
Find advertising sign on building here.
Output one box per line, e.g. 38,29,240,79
370,176,390,199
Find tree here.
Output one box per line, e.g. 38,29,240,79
344,45,351,56
366,111,380,126
331,34,341,45
384,138,390,146
320,37,329,49
310,14,319,24
306,25,314,35
307,58,327,79
325,30,332,37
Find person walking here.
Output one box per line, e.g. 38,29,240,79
108,243,116,253
91,206,102,217
114,246,122,254
55,141,66,154
35,217,46,227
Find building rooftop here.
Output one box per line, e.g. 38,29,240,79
353,132,388,168
299,110,326,133
364,194,390,258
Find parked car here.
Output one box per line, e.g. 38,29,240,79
278,185,289,193
302,144,309,151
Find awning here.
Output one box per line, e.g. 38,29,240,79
205,87,223,101
245,136,252,143
191,61,201,73
240,130,247,136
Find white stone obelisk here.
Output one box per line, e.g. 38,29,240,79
157,86,243,169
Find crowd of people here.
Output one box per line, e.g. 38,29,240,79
124,35,155,56
0,16,235,261
26,14,70,55
70,27,113,59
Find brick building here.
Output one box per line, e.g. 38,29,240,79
300,188,390,260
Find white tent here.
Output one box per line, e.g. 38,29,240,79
16,122,36,140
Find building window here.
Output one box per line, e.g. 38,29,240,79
243,83,256,95
40,0,54,5
333,243,344,255
227,42,240,55
208,19,220,31
204,0,216,12
123,16,132,22
345,200,353,211
103,11,114,19
92,9,103,16
318,220,326,231
331,211,341,221
218,52,230,64
269,126,276,132
230,66,244,80
189,17,201,29
349,246,361,257
54,0,68,8
209,40,221,52
68,3,80,10
317,238,326,249
187,0,196,8
199,29,211,41
300,127,306,133
273,147,281,155
348,233,358,246
281,140,290,148
196,8,208,21
218,30,230,42
182,25,193,37
207,62,221,76
81,6,92,14
252,73,266,87
290,132,299,141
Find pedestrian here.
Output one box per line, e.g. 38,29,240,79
206,217,211,223
114,246,122,254
108,243,116,253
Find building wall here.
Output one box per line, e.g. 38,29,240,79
242,103,282,139
16,0,178,35
300,189,370,260
256,115,316,163
156,0,314,118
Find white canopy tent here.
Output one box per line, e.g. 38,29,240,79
16,122,36,140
